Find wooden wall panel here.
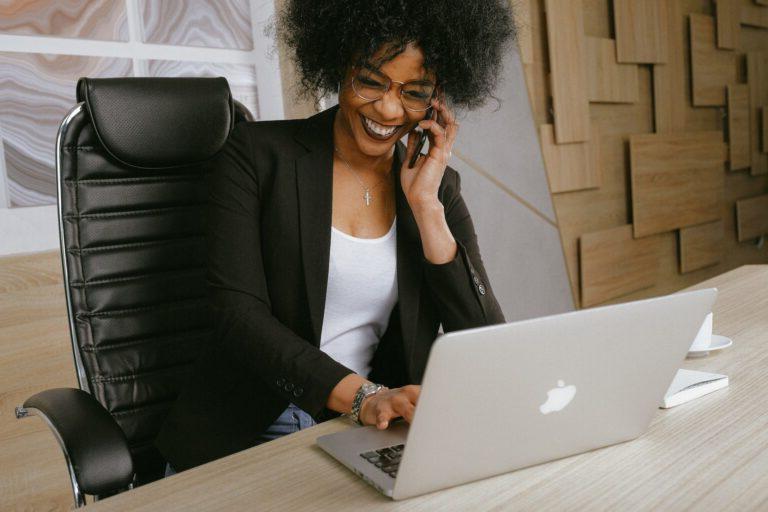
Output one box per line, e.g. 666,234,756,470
747,51,768,106
582,0,612,37
586,36,639,103
736,194,768,241
679,220,724,273
763,108,768,152
653,0,686,133
580,224,661,306
545,0,590,143
747,52,768,175
540,124,600,193
727,84,751,170
520,0,549,127
690,13,739,106
613,0,668,63
716,0,740,49
630,131,725,238
517,0,534,65
741,0,768,28
525,0,768,309
553,65,655,308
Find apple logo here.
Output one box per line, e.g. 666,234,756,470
539,380,577,414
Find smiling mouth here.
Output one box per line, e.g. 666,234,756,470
360,114,401,141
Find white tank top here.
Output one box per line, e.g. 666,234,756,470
319,217,399,377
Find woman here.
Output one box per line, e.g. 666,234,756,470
156,0,515,474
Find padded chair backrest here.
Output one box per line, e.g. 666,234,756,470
58,77,252,484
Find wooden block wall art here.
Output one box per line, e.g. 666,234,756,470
736,194,768,241
517,0,534,65
679,220,724,273
690,14,739,107
580,224,662,307
727,84,751,170
741,1,768,28
613,0,668,63
545,0,590,143
630,131,725,238
716,0,740,49
748,52,768,175
586,37,639,103
539,124,600,193
653,0,686,133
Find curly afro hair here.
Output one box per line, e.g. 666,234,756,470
271,0,517,110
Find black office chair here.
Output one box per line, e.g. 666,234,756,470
14,77,253,507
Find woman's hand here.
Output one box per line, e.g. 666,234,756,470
358,385,421,429
400,95,459,211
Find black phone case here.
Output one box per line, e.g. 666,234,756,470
409,108,436,168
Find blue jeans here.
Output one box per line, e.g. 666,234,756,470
164,403,316,477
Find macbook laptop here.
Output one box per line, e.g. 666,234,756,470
317,288,717,500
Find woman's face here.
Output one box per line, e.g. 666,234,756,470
336,42,436,159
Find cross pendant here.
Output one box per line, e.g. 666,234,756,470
363,189,372,206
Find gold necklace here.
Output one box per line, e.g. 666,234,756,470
333,146,392,206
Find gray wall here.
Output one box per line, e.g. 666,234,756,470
452,47,574,320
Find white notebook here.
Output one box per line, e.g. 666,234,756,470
661,368,729,409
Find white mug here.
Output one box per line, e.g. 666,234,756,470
689,312,713,351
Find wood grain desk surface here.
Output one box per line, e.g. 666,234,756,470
67,265,768,510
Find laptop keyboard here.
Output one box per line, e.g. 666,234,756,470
360,444,405,478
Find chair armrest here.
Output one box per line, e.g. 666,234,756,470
16,388,134,501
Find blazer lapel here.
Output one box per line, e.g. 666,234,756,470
293,105,423,361
295,106,335,346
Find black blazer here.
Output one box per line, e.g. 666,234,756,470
155,104,505,471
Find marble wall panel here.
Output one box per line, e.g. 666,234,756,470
0,0,128,41
145,60,260,119
4,140,53,206
0,52,133,207
140,0,253,50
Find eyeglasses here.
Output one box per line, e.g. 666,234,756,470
350,64,436,112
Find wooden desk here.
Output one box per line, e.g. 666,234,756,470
76,264,768,511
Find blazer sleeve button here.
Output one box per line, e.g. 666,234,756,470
285,382,294,391
276,377,285,387
478,284,486,295
293,387,303,397
473,276,480,284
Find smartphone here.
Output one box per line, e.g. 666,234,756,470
409,107,436,169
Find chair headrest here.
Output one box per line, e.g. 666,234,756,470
76,77,235,169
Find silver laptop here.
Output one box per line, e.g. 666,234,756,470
317,288,717,500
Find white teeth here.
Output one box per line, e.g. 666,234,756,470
363,116,398,137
